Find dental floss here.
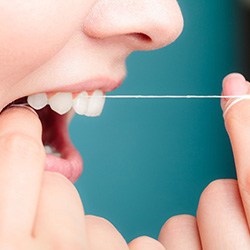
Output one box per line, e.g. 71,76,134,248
104,95,250,116
223,96,250,117
7,95,250,116
5,103,38,117
103,95,250,99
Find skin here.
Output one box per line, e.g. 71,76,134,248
0,1,249,249
0,0,183,108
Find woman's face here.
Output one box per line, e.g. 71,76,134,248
0,0,183,109
0,0,183,182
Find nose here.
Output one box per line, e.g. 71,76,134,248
83,0,184,51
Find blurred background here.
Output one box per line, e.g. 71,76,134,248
70,0,249,242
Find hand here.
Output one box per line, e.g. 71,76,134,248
0,105,166,250
0,106,88,249
158,73,250,249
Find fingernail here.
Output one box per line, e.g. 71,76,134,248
222,73,248,97
222,74,250,116
221,73,248,111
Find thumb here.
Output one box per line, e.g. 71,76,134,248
0,105,45,238
222,73,250,226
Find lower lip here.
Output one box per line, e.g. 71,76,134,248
44,149,83,183
38,106,83,183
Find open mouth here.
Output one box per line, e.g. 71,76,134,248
4,90,106,183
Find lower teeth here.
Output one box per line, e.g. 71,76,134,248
44,145,61,157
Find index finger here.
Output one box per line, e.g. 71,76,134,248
222,73,250,227
0,106,45,240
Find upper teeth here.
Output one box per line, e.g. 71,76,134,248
49,92,73,115
27,90,105,116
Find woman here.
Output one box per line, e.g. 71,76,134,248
0,0,248,249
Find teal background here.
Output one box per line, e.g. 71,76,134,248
70,0,244,242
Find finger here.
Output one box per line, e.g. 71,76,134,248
222,73,250,226
158,214,201,250
0,106,45,240
129,236,165,250
197,180,250,249
34,172,88,249
221,73,248,112
85,215,129,250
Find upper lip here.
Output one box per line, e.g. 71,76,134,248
45,77,124,94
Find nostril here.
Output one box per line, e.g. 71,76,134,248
130,32,152,43
123,32,154,50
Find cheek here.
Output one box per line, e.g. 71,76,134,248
0,0,84,80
